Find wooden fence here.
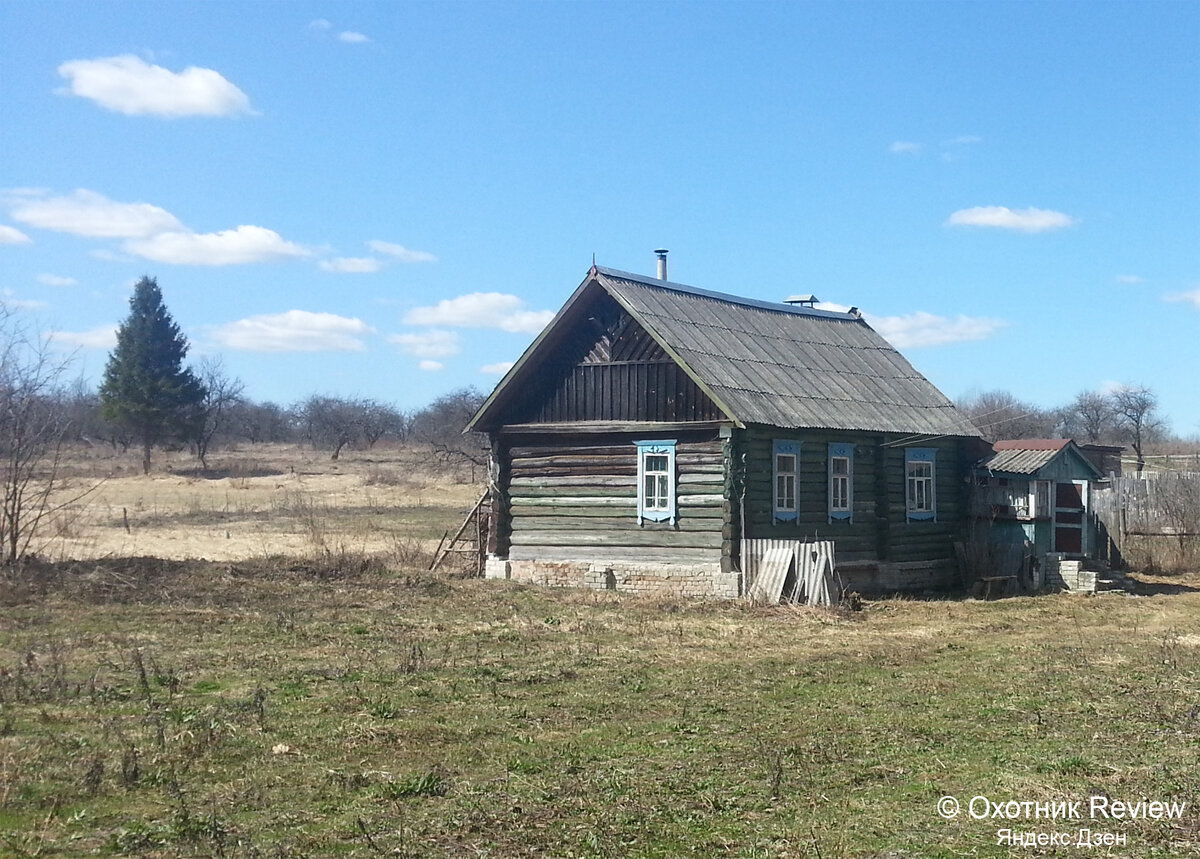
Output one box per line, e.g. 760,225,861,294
1092,475,1200,566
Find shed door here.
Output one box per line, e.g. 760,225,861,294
1053,480,1088,555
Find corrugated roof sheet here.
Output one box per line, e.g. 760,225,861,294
993,439,1070,452
596,268,980,437
976,448,1061,475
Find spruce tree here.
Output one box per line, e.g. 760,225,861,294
100,276,206,474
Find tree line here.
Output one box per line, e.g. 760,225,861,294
0,277,489,562
51,277,489,473
956,386,1167,472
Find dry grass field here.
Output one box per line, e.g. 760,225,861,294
3,444,1200,857
39,444,484,564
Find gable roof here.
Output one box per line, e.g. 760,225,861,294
977,439,1102,478
468,265,981,438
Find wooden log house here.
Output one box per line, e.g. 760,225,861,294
467,260,984,598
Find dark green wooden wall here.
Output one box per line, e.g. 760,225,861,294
732,426,970,566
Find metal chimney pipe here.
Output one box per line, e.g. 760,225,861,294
654,248,669,280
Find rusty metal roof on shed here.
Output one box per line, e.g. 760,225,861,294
468,265,982,438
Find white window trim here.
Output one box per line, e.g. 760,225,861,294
635,439,676,525
828,442,854,522
905,447,937,522
772,439,800,523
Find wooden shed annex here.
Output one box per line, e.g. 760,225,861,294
971,438,1121,592
467,261,985,598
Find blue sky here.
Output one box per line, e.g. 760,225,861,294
2,1,1198,432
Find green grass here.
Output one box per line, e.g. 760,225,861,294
1,559,1199,857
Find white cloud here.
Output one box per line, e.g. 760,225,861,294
9,189,184,238
0,225,31,245
481,361,515,375
57,55,254,118
869,311,1007,348
37,273,77,287
943,135,983,146
367,240,437,263
1164,287,1200,309
389,329,460,358
1115,274,1144,285
418,360,444,371
49,325,117,350
338,31,371,44
0,290,47,311
946,206,1076,233
211,310,373,352
404,292,554,334
124,225,309,265
319,256,382,273
889,141,922,155
308,19,333,31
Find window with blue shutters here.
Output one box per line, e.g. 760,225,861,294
828,442,853,522
772,440,799,522
635,440,676,524
905,447,937,521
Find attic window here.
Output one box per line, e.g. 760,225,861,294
635,440,676,524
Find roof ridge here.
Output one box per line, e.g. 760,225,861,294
593,265,859,322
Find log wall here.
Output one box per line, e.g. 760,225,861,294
493,430,735,595
736,427,970,589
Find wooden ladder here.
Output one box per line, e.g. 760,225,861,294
429,491,490,575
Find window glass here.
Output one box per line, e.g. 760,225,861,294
830,457,850,511
775,452,796,512
907,460,936,513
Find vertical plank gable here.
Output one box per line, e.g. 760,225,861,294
506,291,725,425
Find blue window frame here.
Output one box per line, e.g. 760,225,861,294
772,440,800,522
905,447,937,521
635,440,676,524
828,442,854,522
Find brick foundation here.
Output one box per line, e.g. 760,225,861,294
496,556,740,599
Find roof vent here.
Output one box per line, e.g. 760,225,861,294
654,248,669,280
784,294,819,308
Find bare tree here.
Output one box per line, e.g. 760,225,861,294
358,399,407,449
296,395,365,460
956,390,1057,441
409,387,489,469
229,400,294,444
193,357,245,468
0,314,75,563
1111,384,1163,474
1066,390,1118,443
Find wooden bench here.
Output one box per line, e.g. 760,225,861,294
978,575,1017,600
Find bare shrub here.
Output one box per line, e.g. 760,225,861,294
363,465,410,487
386,535,432,570
0,311,98,564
